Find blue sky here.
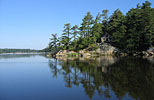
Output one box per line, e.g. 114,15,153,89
0,0,154,50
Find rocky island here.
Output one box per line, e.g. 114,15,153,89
41,1,154,58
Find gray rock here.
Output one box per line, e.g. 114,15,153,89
145,47,154,57
97,43,119,55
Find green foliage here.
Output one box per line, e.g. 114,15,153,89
71,25,79,51
107,9,126,49
61,23,71,50
79,12,94,44
125,1,154,51
67,52,79,57
49,33,59,52
44,1,154,53
102,10,109,37
92,13,103,44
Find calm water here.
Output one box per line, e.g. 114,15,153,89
0,54,154,100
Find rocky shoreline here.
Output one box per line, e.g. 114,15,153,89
48,43,154,58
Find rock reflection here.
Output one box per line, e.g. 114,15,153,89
48,57,154,100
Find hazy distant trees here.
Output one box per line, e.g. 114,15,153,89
0,49,38,53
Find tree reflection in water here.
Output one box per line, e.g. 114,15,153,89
48,57,154,100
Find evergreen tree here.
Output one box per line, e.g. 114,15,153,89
71,25,79,50
49,33,59,52
151,8,154,46
126,1,153,51
80,12,94,47
107,9,126,49
61,23,71,50
45,1,154,53
101,10,109,38
92,13,103,44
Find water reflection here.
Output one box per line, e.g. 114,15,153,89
48,57,154,100
0,54,46,59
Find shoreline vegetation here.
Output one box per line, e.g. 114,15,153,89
41,1,154,58
0,48,40,54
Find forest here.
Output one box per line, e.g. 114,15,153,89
0,49,38,54
43,1,154,54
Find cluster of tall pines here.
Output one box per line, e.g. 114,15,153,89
44,1,154,53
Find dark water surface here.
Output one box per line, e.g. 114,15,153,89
0,54,154,100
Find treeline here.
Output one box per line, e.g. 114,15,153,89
44,1,154,53
0,49,38,53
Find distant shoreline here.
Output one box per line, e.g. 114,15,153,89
0,52,45,55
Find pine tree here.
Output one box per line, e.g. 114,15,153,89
126,1,153,51
151,8,154,46
49,33,59,52
107,9,126,49
80,12,94,47
61,23,71,50
101,10,109,38
46,1,154,53
92,13,103,44
71,25,79,50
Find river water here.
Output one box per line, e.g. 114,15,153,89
0,54,154,100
